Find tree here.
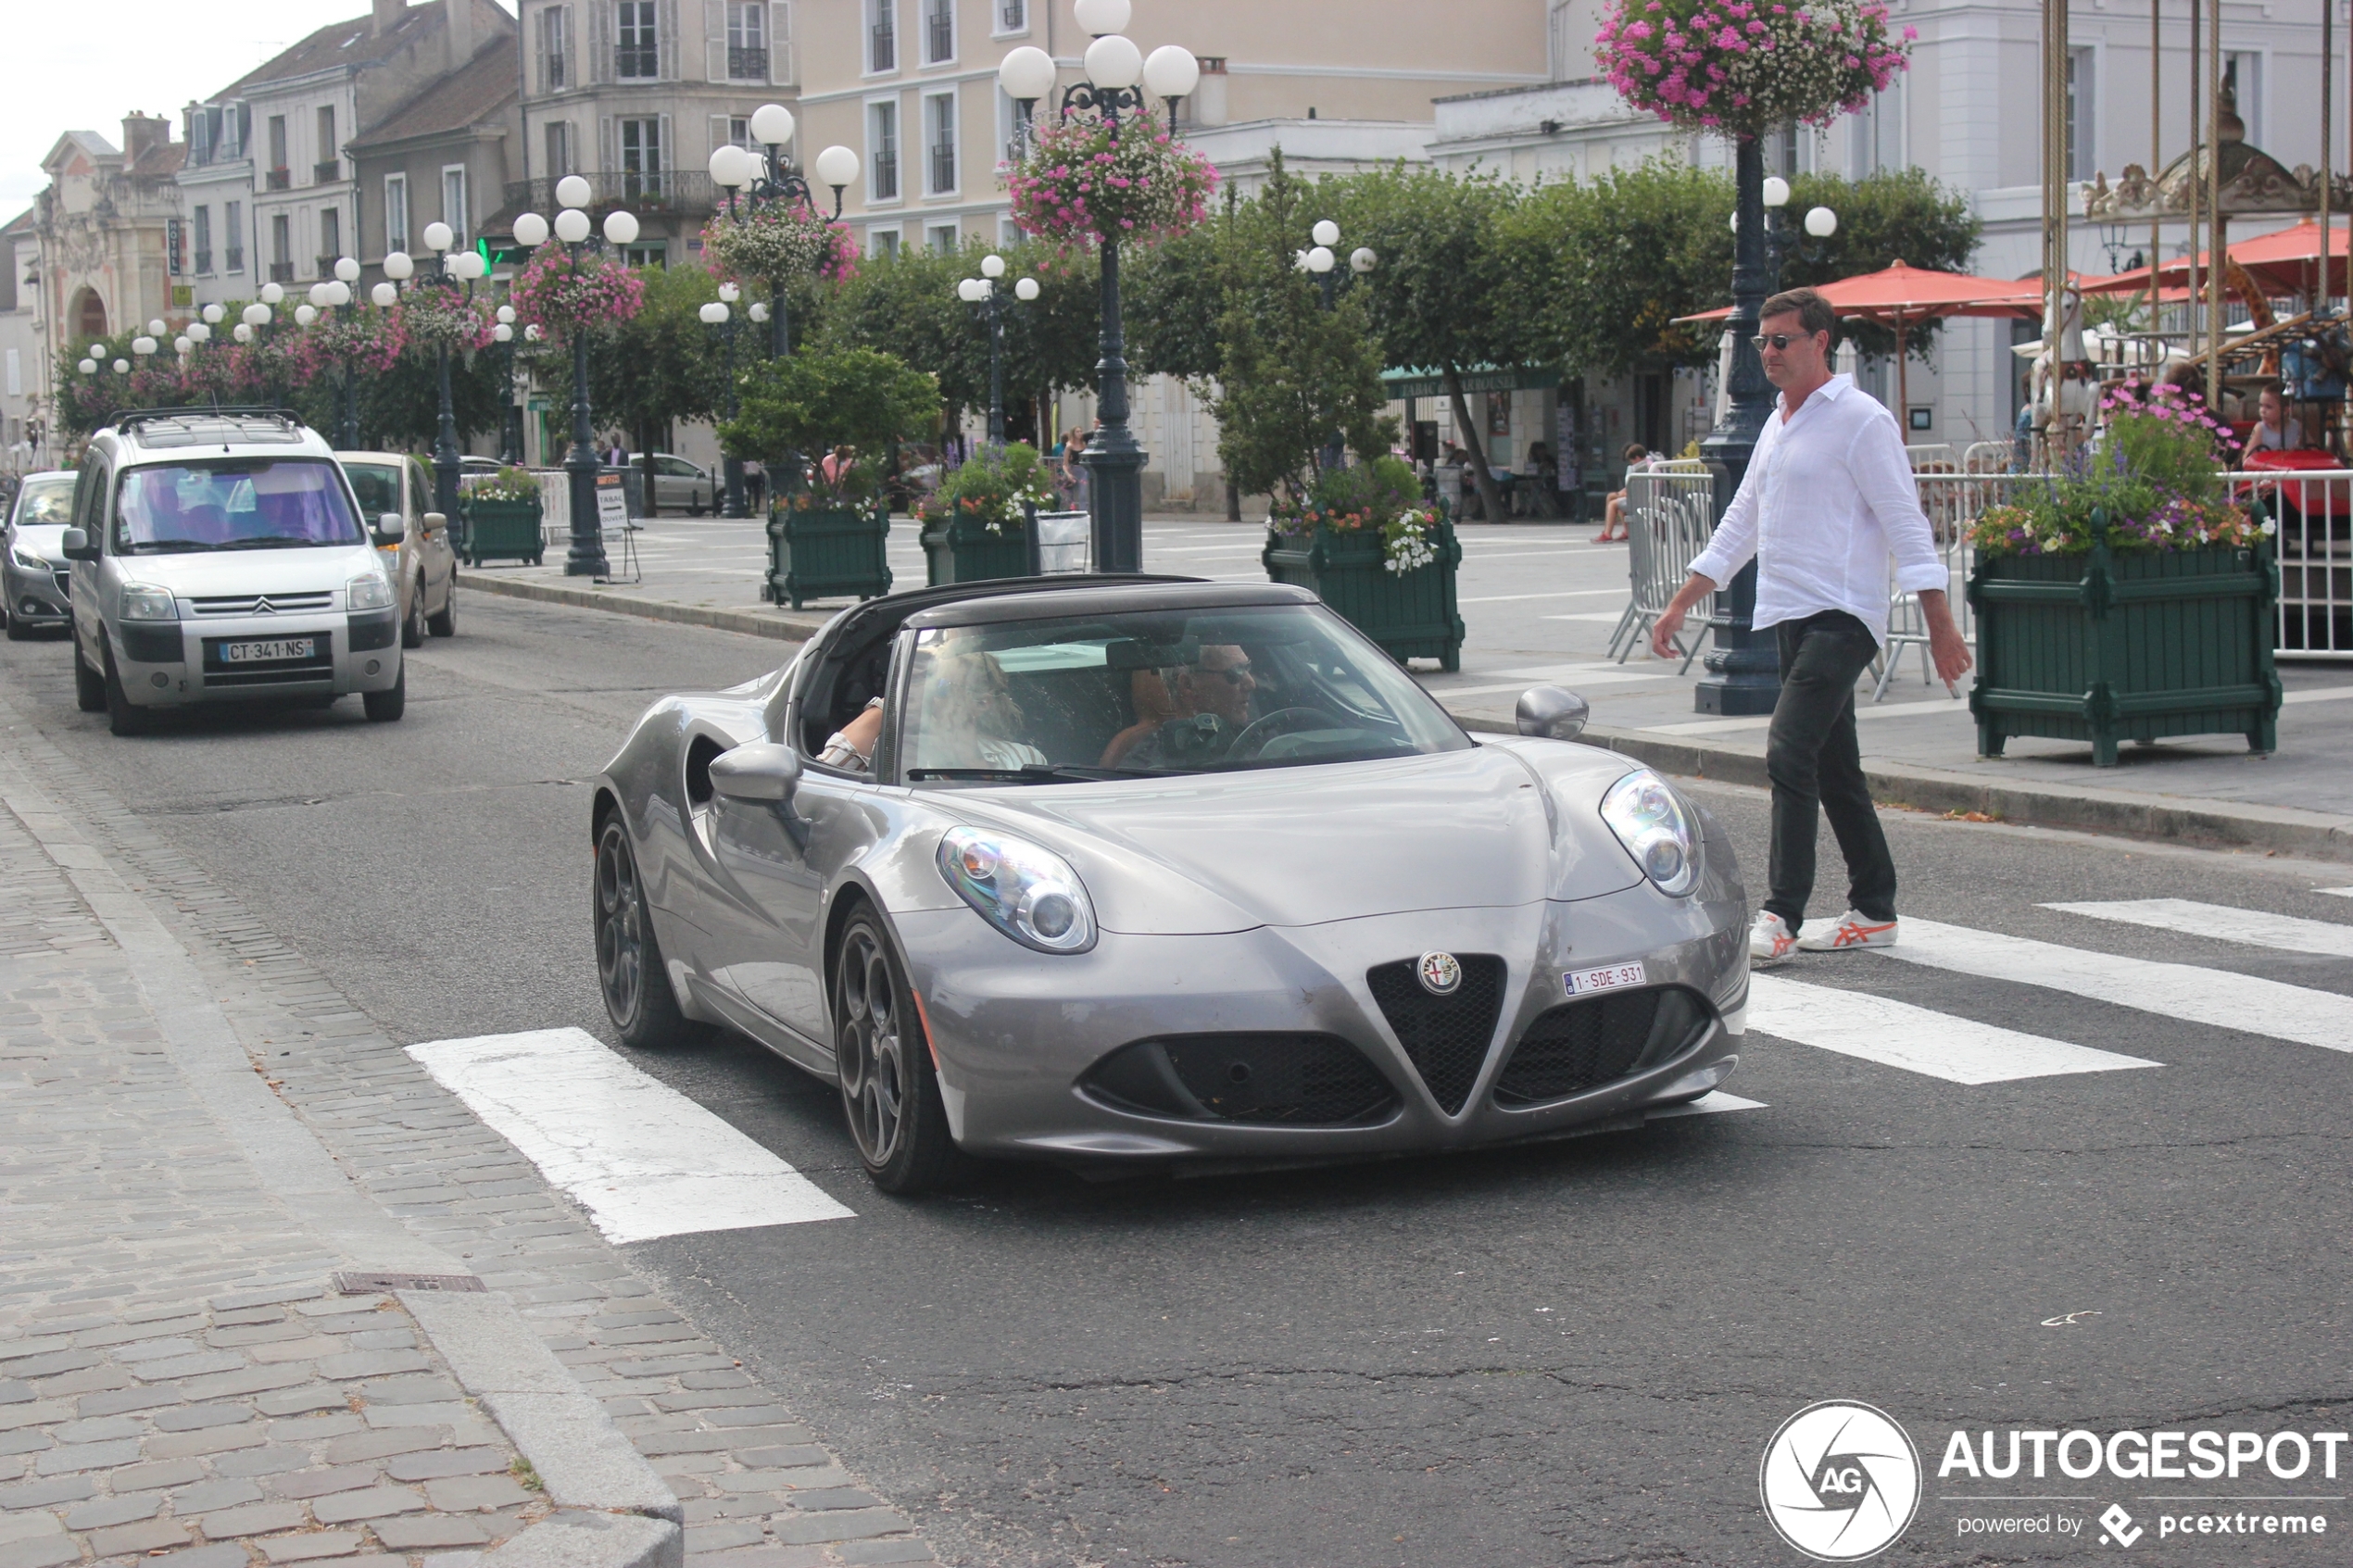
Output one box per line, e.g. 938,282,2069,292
1208,155,1392,502
1781,167,1982,361
717,346,940,475
590,262,724,500
1322,165,1524,525
1126,198,1232,383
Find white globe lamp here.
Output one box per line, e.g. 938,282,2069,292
1014,277,1040,301
1084,33,1142,90
553,207,592,244
512,212,550,247
371,282,397,307
997,45,1057,101
333,256,360,282
555,175,592,209
1143,45,1201,101
1073,0,1131,36
602,210,640,246
749,103,795,146
813,144,861,191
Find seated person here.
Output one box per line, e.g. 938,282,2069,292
1598,443,1648,543
818,697,886,772
1102,644,1257,769
2249,383,2305,453
826,642,1051,776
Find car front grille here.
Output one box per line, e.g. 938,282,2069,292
52,571,70,597
1080,1033,1399,1126
191,592,336,616
1492,986,1714,1108
1365,955,1506,1114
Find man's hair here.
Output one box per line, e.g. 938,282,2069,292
1623,443,1648,462
1759,287,1836,343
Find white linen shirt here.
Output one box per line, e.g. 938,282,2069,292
1685,374,1947,646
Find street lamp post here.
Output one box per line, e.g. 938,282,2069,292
706,107,859,362
493,306,522,465
999,4,1198,574
1297,220,1377,472
408,222,491,520
958,256,1041,446
700,282,749,516
529,179,640,578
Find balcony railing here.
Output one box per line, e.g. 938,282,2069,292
315,255,341,279
1000,1,1026,30
225,247,244,273
502,170,717,220
929,145,954,193
268,260,295,282
871,21,895,71
265,167,291,190
616,44,659,79
870,152,898,201
194,249,213,275
926,12,952,60
314,158,342,184
726,44,768,80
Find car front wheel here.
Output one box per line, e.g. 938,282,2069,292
102,639,150,735
834,909,963,1194
595,818,702,1048
363,662,405,721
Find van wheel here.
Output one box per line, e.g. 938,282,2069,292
364,662,405,721
74,636,107,711
102,641,150,735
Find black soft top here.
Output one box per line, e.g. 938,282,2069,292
902,579,1311,631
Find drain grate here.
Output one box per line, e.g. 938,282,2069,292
333,1270,486,1295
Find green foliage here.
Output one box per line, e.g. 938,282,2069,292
1969,383,2256,556
1296,455,1423,529
718,345,939,463
590,262,724,455
1126,214,1230,382
1208,154,1395,502
353,346,509,451
472,466,541,502
918,442,1054,533
1781,167,1982,359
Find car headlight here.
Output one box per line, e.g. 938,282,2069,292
118,583,176,621
1600,769,1704,897
346,571,395,611
937,826,1098,954
10,546,50,571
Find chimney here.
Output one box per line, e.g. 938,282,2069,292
373,0,405,36
447,0,476,69
121,113,169,165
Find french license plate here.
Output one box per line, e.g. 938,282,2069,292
1566,960,1645,997
223,637,315,663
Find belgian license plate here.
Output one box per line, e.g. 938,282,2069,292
223,637,315,663
1566,960,1645,997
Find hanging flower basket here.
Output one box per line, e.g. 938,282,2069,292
701,205,858,286
288,310,405,386
1007,110,1217,247
1597,0,1914,136
396,288,496,352
511,242,647,342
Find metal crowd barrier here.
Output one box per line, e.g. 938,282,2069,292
1617,467,1720,669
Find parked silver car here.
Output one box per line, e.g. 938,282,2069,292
63,410,405,734
606,454,718,515
590,578,1749,1193
4,470,79,638
340,452,458,646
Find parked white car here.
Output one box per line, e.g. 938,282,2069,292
63,410,405,734
339,452,458,646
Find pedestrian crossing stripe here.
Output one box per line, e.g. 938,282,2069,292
1744,973,2160,1084
2042,898,2353,959
1876,919,2353,1056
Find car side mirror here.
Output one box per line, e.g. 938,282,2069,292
1516,685,1590,741
60,527,97,562
422,511,447,534
711,742,802,803
374,511,406,546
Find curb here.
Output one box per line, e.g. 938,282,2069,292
1454,711,2353,863
458,570,834,642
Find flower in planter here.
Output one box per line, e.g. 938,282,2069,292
1597,0,1913,136
469,467,542,505
917,443,1054,536
1381,506,1443,577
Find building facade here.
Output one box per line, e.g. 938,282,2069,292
512,0,802,270
348,34,523,274
1,208,53,475
177,96,256,316
35,119,189,365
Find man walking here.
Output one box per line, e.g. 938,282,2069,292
1651,288,1971,964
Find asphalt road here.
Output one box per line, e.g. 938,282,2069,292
6,594,2348,1567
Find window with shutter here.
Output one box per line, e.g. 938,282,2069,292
925,89,955,194
769,2,792,84
588,1,610,83
703,0,725,82
867,100,898,202
616,2,658,80
720,2,768,82
661,0,682,82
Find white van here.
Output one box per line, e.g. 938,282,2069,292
62,409,405,735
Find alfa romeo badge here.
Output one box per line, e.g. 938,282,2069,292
1417,951,1463,996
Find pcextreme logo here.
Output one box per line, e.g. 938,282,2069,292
1759,1401,1923,1562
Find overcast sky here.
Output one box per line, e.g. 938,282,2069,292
2,1,518,217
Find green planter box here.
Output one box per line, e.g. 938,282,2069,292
1262,518,1465,671
921,514,1031,587
1966,541,2282,767
460,497,544,567
767,504,892,609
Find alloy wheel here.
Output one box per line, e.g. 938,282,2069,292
836,928,908,1168
595,822,644,1025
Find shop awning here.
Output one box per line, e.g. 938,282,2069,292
1381,365,1562,400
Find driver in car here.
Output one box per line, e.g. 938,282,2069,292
1101,645,1256,768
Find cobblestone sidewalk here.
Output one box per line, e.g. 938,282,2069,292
0,707,935,1568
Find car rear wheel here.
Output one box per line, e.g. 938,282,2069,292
595,818,702,1048
425,577,456,637
834,909,963,1194
74,635,106,711
101,639,150,735
363,663,405,721
401,580,426,648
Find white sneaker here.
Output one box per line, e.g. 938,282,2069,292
1797,910,1900,952
1749,910,1799,965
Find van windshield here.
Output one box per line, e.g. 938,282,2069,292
114,460,364,554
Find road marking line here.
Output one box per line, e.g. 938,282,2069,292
2043,898,2353,958
1543,611,1641,623
1459,590,1631,603
1648,1090,1766,1118
406,1027,854,1243
1745,973,2159,1084
1875,920,2353,1054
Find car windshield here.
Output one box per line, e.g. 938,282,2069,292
897,602,1471,782
13,476,76,529
344,463,401,521
114,460,364,553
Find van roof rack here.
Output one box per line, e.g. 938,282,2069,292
110,407,305,433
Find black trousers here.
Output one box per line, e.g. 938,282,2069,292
1763,610,1898,928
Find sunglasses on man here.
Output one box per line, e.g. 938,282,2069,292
1750,332,1820,352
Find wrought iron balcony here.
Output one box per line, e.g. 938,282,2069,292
870,151,898,202
265,167,291,190
871,21,895,72
929,145,955,194
314,158,342,184
615,44,659,80
224,247,244,273
502,171,718,221
268,260,296,282
726,44,768,81
926,13,952,61
1000,1,1026,31
194,249,213,275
